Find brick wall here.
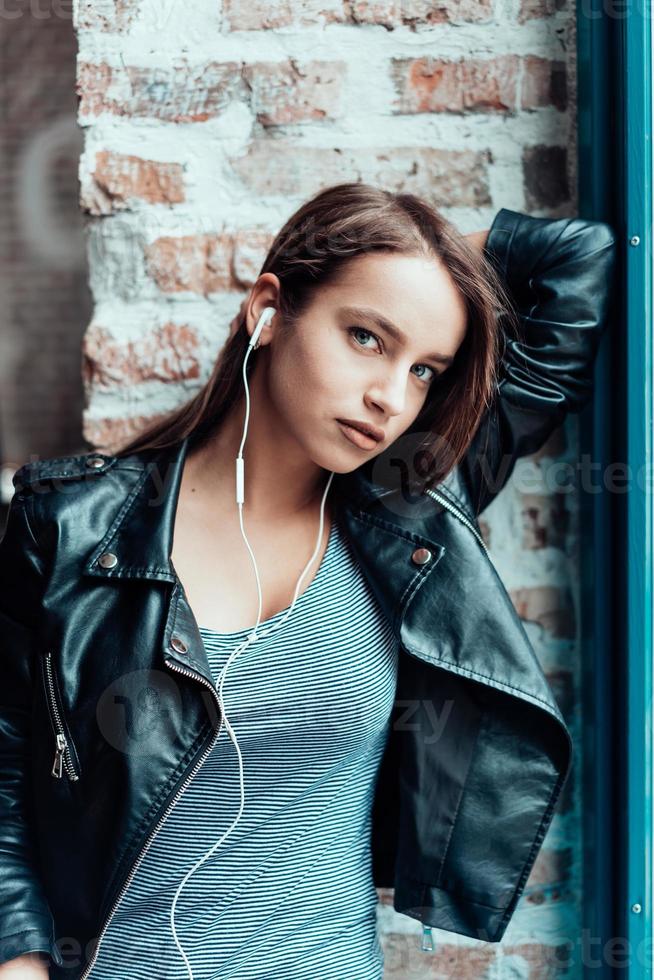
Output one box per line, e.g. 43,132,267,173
74,1,583,975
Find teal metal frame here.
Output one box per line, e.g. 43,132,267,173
576,3,619,975
577,0,652,975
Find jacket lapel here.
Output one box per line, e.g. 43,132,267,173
82,441,188,584
80,439,217,686
333,458,568,729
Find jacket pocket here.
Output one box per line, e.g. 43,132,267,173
41,651,81,782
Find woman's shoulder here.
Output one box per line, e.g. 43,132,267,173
8,448,149,543
10,446,154,492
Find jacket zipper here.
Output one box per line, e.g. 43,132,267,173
79,659,222,980
44,652,80,782
423,487,489,555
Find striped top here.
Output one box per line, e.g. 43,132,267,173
88,514,399,980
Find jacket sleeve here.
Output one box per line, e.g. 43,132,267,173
0,483,59,969
459,207,618,517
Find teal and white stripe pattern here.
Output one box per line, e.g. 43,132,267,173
88,515,399,979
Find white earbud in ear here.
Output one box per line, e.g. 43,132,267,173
249,306,276,350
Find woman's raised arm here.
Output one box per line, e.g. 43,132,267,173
459,207,618,516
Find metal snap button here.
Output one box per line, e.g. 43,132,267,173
411,547,432,566
170,635,188,655
98,552,118,568
86,456,104,469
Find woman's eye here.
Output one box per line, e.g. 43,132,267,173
348,326,381,350
411,364,436,384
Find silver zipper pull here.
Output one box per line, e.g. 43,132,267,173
52,733,67,779
421,924,434,952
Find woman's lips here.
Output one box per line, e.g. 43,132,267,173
337,420,379,451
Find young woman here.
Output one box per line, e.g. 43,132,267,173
0,183,617,979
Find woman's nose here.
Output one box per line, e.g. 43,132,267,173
365,370,408,418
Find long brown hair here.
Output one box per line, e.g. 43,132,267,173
112,182,520,492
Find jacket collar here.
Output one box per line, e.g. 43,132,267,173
82,434,451,583
80,434,450,694
83,436,458,583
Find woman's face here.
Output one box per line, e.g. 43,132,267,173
258,250,469,474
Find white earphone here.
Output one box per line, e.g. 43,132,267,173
170,306,336,979
235,306,276,505
248,304,275,351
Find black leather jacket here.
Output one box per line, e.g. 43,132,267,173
0,208,617,977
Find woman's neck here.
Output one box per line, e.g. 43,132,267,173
183,407,331,523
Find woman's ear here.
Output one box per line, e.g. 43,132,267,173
244,274,282,349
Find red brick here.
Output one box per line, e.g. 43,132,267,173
509,585,576,639
82,150,185,215
144,235,233,294
81,321,202,389
82,322,200,393
223,0,345,31
223,0,493,30
77,61,243,123
76,62,112,115
352,0,494,26
76,0,140,33
77,58,344,127
522,56,567,111
242,60,345,126
231,141,491,207
392,54,519,114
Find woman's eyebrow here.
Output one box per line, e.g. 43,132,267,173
340,305,454,366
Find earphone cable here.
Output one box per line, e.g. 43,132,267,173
170,311,336,979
